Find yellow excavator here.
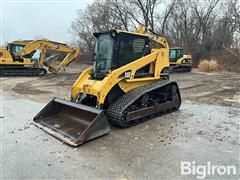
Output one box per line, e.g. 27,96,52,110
169,47,192,72
0,39,80,76
33,26,181,146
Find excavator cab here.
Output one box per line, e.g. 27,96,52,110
7,43,25,62
169,48,184,63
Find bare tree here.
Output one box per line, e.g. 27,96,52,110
70,0,124,60
108,0,130,30
228,0,240,33
109,0,161,31
191,0,220,45
70,0,240,70
160,0,176,35
165,0,199,48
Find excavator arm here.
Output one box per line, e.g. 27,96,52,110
20,39,80,74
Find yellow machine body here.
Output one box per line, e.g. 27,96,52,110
169,47,192,72
170,54,192,67
21,39,80,73
33,26,181,146
71,28,170,107
0,39,80,75
0,41,32,65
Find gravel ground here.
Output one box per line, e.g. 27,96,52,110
0,65,239,179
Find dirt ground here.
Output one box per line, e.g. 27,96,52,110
1,64,239,179
1,64,240,109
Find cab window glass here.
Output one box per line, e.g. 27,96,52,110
116,34,146,67
170,49,177,61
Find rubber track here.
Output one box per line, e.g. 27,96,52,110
106,80,179,127
170,66,191,73
0,67,47,77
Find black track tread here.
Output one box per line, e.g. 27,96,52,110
106,80,180,127
0,67,47,77
170,66,191,73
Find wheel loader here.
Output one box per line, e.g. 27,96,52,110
33,26,181,146
0,39,80,76
169,47,192,72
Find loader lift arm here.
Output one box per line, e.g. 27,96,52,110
21,39,80,74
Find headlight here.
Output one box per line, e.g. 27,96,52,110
182,59,190,63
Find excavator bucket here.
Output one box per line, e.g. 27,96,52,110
33,98,111,146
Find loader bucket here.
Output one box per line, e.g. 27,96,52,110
33,98,111,146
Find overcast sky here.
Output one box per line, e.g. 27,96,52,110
0,0,93,45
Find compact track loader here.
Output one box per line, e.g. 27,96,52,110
169,47,192,72
33,26,181,146
0,39,80,76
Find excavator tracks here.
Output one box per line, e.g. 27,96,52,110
0,66,47,76
170,66,192,73
106,80,181,128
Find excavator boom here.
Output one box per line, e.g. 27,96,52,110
21,39,80,74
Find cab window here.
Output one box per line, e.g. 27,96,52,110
116,33,147,67
170,49,177,62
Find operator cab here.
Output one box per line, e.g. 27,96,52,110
169,48,184,62
7,43,25,62
92,30,152,79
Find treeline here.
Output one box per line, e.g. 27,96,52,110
70,0,240,70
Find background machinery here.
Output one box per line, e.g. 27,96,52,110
0,39,80,76
169,47,192,72
33,26,181,146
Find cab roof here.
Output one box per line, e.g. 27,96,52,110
11,40,33,46
170,47,184,50
93,29,150,38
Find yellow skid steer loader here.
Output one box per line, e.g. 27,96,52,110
33,26,181,146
